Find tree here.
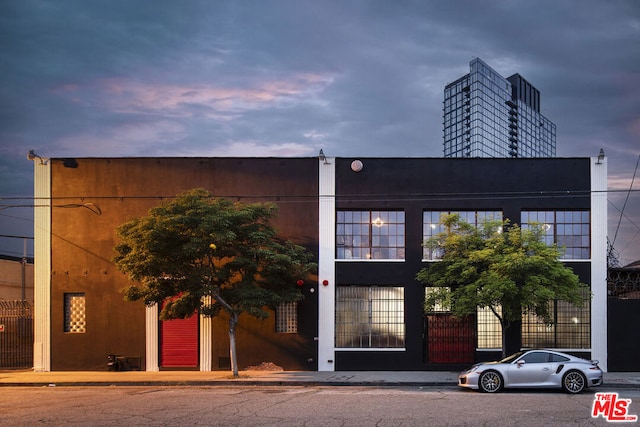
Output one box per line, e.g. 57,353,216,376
416,214,588,358
113,188,316,377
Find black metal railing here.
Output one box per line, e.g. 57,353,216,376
0,300,33,369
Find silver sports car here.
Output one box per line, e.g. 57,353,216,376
458,349,603,394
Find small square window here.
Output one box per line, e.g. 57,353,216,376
64,293,86,333
276,302,297,333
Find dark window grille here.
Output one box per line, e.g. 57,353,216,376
521,288,591,349
335,286,405,348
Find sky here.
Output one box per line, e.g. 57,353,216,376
1,0,639,265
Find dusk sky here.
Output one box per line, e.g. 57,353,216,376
1,0,639,264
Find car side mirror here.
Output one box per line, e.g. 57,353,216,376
517,360,525,365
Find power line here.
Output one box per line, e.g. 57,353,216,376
0,235,33,240
612,154,640,247
0,188,638,205
608,200,640,232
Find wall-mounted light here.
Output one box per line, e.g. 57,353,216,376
27,150,48,165
319,149,330,164
351,159,363,172
596,148,605,165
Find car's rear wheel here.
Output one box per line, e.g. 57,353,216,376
478,370,503,393
562,370,586,394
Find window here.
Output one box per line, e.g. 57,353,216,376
550,353,570,363
335,286,405,348
275,302,297,333
337,211,405,260
424,287,451,313
477,306,502,349
423,211,502,260
521,210,590,259
64,293,86,333
520,351,549,364
521,288,591,349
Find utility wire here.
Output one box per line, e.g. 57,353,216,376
612,154,640,247
1,188,638,204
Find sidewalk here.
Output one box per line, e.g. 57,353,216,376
1,369,639,388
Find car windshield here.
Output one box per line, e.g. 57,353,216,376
499,351,525,364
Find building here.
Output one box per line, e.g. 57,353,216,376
607,261,640,371
0,255,34,369
444,58,556,158
31,155,608,372
0,254,34,303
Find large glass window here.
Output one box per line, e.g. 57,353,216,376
335,286,405,348
337,211,405,260
522,288,591,349
521,210,590,259
422,211,502,260
475,289,591,350
477,306,502,349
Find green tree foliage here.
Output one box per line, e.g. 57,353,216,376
113,188,316,377
416,214,588,358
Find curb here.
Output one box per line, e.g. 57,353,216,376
0,380,456,388
2,380,637,389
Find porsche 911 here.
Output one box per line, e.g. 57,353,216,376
458,349,603,393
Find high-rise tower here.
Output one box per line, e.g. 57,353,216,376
444,58,556,158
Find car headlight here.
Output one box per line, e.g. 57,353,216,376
466,365,480,374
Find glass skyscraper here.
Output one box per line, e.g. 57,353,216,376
443,58,556,158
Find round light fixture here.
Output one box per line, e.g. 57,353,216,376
351,159,363,172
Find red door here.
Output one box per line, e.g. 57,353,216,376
160,310,199,368
426,314,475,364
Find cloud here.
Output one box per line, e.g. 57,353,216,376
206,141,315,157
49,74,334,120
0,0,639,262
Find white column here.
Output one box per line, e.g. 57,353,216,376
590,155,608,371
145,304,159,371
33,160,51,372
317,157,336,371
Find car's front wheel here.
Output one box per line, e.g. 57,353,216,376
562,370,586,394
478,370,503,393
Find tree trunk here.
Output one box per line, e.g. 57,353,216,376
228,312,239,378
489,306,507,359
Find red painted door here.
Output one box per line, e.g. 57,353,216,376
160,311,199,368
426,314,475,364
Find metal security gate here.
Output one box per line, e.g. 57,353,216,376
425,314,475,364
607,267,640,371
0,300,33,369
160,307,199,368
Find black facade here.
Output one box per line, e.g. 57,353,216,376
332,157,592,370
